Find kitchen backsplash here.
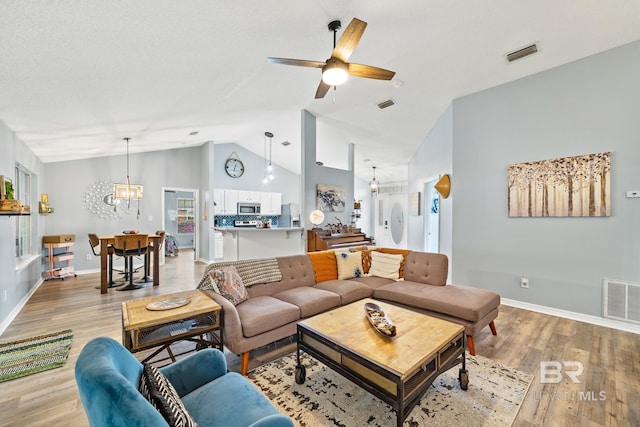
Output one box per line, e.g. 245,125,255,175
215,215,279,227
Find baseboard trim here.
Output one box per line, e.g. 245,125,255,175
501,298,640,335
0,278,44,336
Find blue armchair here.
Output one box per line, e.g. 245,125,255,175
75,337,293,427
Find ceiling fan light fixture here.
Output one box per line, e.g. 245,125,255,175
322,60,348,86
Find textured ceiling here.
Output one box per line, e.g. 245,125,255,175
1,1,639,183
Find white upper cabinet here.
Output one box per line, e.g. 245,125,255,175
260,192,282,215
215,189,281,215
237,191,261,203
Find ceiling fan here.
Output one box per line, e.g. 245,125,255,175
268,18,396,99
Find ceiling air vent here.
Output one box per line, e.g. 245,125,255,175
506,43,538,62
377,99,396,109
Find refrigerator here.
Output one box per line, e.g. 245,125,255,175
280,203,300,228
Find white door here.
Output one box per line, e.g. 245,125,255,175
373,192,408,248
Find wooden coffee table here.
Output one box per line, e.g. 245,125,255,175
295,298,467,427
122,290,223,363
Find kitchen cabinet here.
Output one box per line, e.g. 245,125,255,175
237,191,261,203
224,190,238,214
213,189,238,215
213,189,224,215
260,192,282,215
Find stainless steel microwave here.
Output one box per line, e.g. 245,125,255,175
237,202,261,215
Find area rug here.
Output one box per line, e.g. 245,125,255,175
0,329,73,383
248,352,532,427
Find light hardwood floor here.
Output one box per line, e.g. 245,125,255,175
1,251,638,426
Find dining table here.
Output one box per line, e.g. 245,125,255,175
98,234,162,294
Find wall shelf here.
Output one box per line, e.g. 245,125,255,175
0,212,31,216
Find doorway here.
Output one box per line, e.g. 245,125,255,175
423,179,440,252
373,191,408,248
162,187,198,261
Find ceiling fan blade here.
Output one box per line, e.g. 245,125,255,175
348,63,396,80
315,80,331,99
267,57,326,68
331,18,367,62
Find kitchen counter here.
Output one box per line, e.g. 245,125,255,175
214,227,305,261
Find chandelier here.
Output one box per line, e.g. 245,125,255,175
113,137,143,218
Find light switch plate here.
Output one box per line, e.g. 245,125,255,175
626,191,640,198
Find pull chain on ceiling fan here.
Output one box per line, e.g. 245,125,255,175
267,18,396,99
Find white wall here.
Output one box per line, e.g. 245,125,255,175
451,40,640,317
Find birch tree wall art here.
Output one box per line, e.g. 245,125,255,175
508,152,610,217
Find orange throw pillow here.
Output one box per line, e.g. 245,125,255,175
374,248,410,278
307,251,338,283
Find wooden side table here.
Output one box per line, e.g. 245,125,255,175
122,290,224,363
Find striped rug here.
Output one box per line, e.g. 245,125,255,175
0,329,73,383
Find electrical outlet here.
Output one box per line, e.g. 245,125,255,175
86,254,92,261
3,290,7,302
520,277,529,288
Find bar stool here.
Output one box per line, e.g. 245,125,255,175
113,234,149,291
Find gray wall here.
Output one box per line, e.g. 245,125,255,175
43,146,207,271
301,110,355,228
213,143,300,204
0,120,45,330
408,105,453,277
450,40,640,316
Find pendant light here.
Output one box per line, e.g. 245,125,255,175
369,166,379,198
113,137,143,218
263,131,274,183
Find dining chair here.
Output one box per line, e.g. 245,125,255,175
113,234,149,291
88,233,124,288
142,230,166,281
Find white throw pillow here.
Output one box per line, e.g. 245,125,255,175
336,251,364,280
369,251,403,280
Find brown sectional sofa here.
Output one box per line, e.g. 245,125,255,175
197,248,500,375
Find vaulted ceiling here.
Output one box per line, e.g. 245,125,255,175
1,1,639,183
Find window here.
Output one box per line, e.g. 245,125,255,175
15,164,32,259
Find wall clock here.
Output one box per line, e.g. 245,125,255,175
225,157,245,178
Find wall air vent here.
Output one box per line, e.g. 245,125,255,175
379,184,407,194
377,99,396,109
506,43,539,62
603,279,640,324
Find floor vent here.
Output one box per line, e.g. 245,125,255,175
377,99,396,109
506,43,538,62
603,279,640,324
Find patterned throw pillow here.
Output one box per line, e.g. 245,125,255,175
208,266,248,306
336,251,364,280
140,364,199,427
369,251,403,280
